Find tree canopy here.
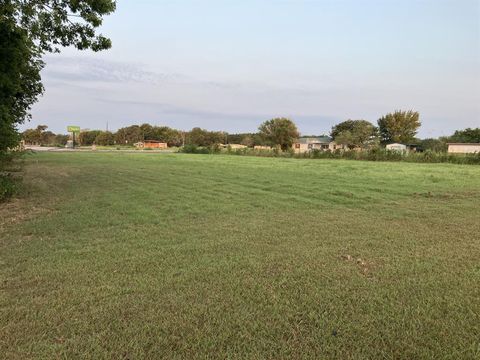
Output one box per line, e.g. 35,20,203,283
78,130,102,146
258,118,299,151
331,120,378,149
186,128,226,147
1,0,115,154
0,20,43,152
3,0,115,53
448,128,480,143
378,110,421,144
94,131,115,146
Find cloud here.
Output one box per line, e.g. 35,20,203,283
41,55,327,96
97,98,268,121
42,55,186,85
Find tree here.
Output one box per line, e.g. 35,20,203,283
378,110,421,144
186,128,225,147
208,131,227,146
241,135,254,147
139,123,155,140
2,1,115,200
54,134,69,146
78,130,101,146
22,125,48,144
420,138,447,152
331,120,357,138
186,127,207,146
258,118,299,151
331,120,378,149
1,0,115,154
163,128,183,147
1,20,43,152
115,125,143,145
142,125,183,146
22,127,70,146
448,128,480,143
3,1,115,53
95,131,114,146
41,130,56,145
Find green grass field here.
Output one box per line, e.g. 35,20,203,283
1,153,479,359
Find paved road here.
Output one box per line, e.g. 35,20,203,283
25,146,64,151
24,145,175,153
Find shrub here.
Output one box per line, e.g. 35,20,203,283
179,144,210,154
0,174,20,202
0,151,24,202
209,143,221,154
181,143,480,164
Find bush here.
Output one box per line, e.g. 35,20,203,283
179,144,210,154
209,143,222,154
0,174,20,202
0,151,24,202
152,141,480,164
221,147,480,165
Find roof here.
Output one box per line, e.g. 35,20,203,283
297,136,332,144
447,143,480,146
386,143,419,147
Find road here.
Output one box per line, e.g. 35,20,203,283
24,145,175,153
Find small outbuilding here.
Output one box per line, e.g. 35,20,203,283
386,143,407,152
134,140,168,149
219,144,248,149
447,143,480,154
227,144,248,149
386,143,420,152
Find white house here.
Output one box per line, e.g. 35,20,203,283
385,143,407,152
293,136,341,153
386,143,421,152
447,143,480,154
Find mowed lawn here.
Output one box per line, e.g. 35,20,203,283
1,153,479,359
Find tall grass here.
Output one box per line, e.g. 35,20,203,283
0,150,24,202
180,145,480,165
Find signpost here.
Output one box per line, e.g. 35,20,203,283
67,126,80,149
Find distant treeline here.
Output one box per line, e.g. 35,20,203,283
22,115,480,152
22,124,271,147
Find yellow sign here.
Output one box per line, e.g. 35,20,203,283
67,126,80,133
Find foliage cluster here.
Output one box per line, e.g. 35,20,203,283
377,110,421,144
22,125,68,146
331,120,379,149
258,117,300,150
1,0,115,200
449,128,480,143
182,146,480,165
0,150,23,202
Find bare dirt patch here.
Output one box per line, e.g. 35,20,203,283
341,254,375,277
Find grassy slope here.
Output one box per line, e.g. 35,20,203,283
1,153,479,359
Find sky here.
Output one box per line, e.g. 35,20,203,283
26,0,480,137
